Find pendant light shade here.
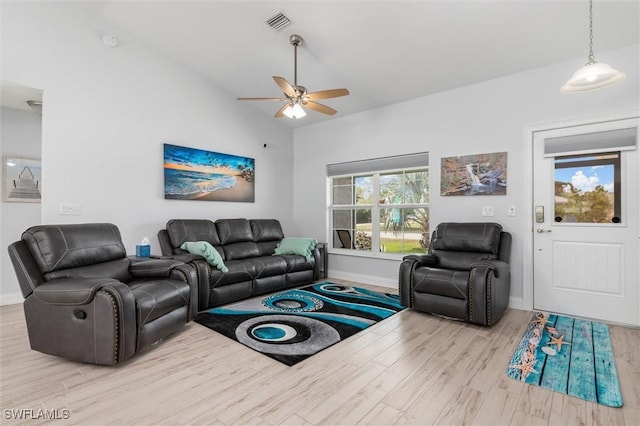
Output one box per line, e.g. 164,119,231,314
561,62,626,93
561,0,625,94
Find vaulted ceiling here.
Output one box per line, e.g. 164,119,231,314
4,1,640,127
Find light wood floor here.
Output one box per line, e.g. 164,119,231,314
1,280,638,425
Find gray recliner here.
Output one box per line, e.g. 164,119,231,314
7,223,198,365
399,222,511,326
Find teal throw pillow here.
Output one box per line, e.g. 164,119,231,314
180,241,228,273
273,237,318,262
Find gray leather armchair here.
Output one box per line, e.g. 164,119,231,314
399,222,511,326
8,223,197,365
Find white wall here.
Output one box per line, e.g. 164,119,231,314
0,107,42,304
1,2,293,302
292,45,640,306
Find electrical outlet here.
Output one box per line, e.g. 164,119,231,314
59,203,80,215
508,206,517,217
482,206,494,217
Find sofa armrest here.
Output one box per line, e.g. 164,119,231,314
33,277,123,305
129,258,186,279
471,260,510,278
402,254,438,267
311,244,322,280
469,260,511,326
399,254,437,307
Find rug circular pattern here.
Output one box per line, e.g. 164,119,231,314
235,314,340,356
318,283,355,293
262,293,323,313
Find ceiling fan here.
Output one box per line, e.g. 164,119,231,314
237,34,349,119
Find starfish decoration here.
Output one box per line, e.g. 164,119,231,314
548,334,572,351
510,359,538,380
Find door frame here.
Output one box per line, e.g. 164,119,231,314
521,109,640,316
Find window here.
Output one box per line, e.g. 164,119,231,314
328,154,429,257
554,152,621,224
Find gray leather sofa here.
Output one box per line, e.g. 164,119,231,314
399,222,511,326
8,223,197,365
158,218,321,310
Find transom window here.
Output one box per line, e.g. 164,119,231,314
328,153,429,258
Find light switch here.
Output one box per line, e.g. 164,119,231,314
508,206,516,217
482,206,494,217
60,203,81,215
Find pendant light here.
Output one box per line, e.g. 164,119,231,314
561,0,625,94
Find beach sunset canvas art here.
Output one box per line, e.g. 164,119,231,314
164,144,255,202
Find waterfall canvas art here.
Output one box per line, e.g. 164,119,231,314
440,151,507,196
164,144,255,202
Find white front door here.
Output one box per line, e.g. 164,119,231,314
532,118,639,326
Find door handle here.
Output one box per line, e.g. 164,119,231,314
536,228,552,233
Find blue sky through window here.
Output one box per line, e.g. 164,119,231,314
555,165,614,193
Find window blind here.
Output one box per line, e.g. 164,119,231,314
544,127,637,158
327,152,429,176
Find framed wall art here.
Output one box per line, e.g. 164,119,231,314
163,144,255,202
3,156,42,203
441,151,507,196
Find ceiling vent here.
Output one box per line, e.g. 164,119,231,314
266,12,291,31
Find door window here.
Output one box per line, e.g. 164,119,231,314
553,152,621,224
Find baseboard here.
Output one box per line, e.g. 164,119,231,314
326,270,397,289
0,292,23,306
509,296,524,310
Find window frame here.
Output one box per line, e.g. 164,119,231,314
553,151,622,225
328,165,429,260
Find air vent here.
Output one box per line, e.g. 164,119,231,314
266,12,291,31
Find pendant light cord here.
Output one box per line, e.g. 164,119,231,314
587,0,595,64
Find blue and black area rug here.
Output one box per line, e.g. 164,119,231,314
196,282,404,366
506,311,623,407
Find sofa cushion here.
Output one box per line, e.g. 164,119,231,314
208,260,255,288
278,254,314,273
44,258,132,283
431,222,502,254
412,267,469,300
166,219,221,248
216,219,254,244
180,241,228,272
245,256,287,279
250,219,285,242
223,242,260,260
22,223,126,274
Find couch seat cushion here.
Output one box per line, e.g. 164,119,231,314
277,254,314,273
412,267,468,300
208,260,255,288
245,256,287,278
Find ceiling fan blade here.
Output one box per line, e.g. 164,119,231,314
305,88,350,100
237,97,287,101
305,101,337,116
273,76,296,97
274,103,289,118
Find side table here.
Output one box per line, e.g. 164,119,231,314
317,242,328,279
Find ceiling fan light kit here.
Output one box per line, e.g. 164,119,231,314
283,103,306,119
237,34,349,119
561,0,625,94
